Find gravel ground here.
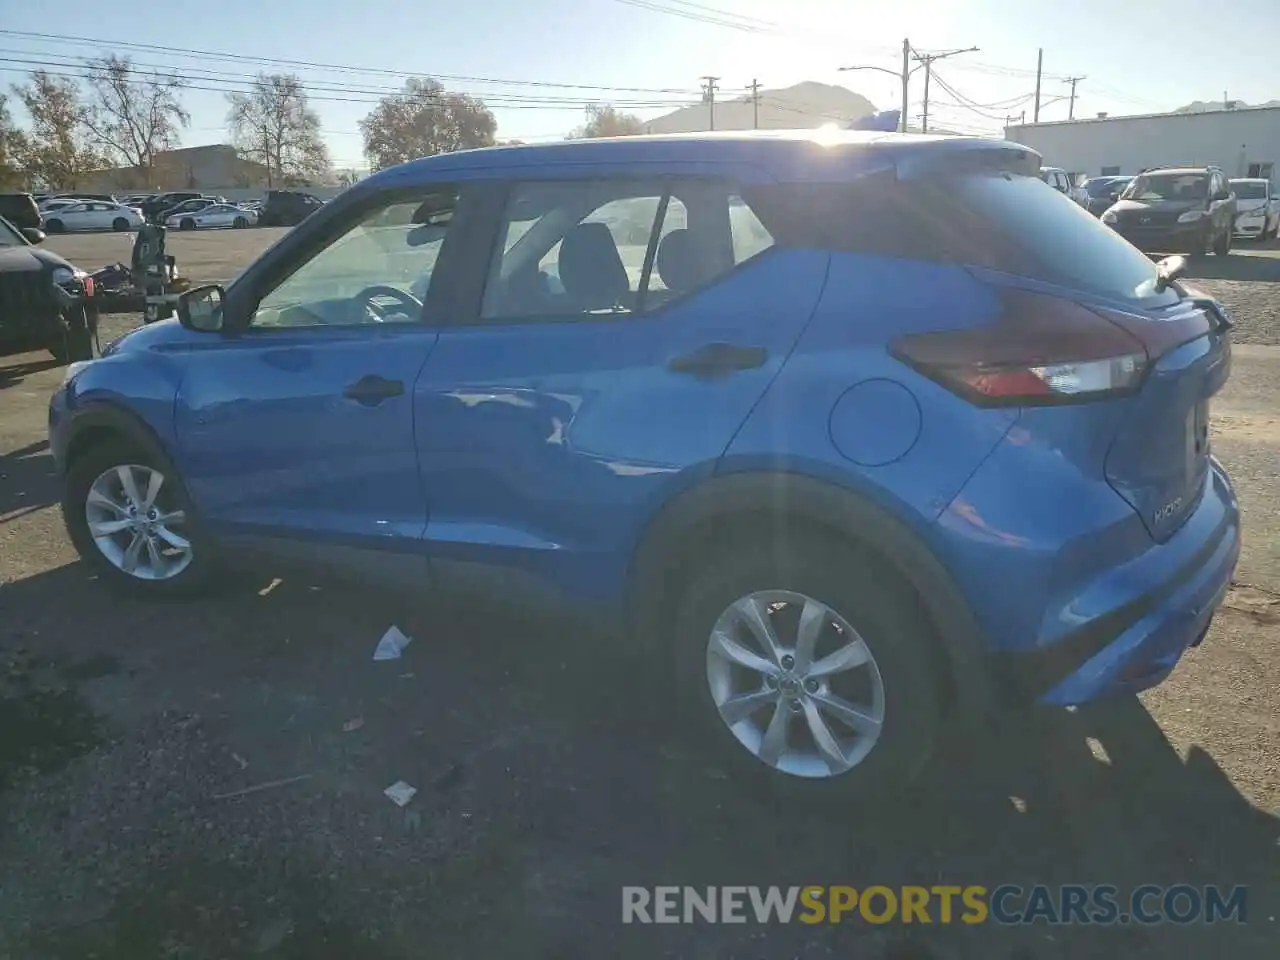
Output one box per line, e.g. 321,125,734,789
0,236,1277,958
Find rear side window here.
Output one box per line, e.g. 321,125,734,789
745,173,1177,307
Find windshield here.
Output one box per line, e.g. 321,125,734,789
1231,181,1267,200
1086,178,1122,198
1122,173,1207,202
0,216,26,246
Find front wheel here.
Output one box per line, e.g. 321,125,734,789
180,218,196,231
63,440,216,597
1213,223,1232,256
233,217,248,229
670,534,942,802
45,218,64,234
112,217,129,232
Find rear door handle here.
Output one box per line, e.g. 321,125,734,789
343,374,404,406
668,342,768,377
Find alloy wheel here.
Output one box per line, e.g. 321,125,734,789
84,463,193,581
705,590,886,779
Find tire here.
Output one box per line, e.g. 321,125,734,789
45,219,64,234
62,438,216,598
233,217,248,229
669,531,943,804
112,217,129,232
180,218,196,231
1213,222,1232,256
46,308,95,364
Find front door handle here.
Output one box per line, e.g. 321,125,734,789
343,374,404,406
668,342,768,377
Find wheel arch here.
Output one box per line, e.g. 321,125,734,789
627,471,995,713
61,401,182,484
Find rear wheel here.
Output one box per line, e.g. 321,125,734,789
670,532,942,802
233,216,248,229
112,217,129,232
63,440,216,597
180,217,196,231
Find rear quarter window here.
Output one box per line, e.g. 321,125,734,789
745,173,1177,307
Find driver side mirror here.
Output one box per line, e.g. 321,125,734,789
178,284,226,332
22,227,46,244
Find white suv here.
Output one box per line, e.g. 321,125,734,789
1040,166,1089,208
1229,178,1278,240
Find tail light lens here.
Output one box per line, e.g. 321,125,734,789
891,289,1150,406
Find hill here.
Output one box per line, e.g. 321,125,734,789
643,81,876,133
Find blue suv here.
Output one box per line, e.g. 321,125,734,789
49,132,1239,799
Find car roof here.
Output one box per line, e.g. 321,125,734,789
1143,166,1215,175
360,130,1039,188
1230,177,1267,183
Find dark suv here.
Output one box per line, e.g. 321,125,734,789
0,193,42,231
258,190,324,227
0,218,96,362
1101,165,1236,256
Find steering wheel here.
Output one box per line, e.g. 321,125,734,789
352,285,423,323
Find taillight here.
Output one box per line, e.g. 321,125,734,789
890,289,1149,406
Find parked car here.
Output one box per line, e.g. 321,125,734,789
257,189,324,226
0,217,97,362
1039,166,1088,207
1228,178,1279,240
1102,165,1236,256
49,132,1239,800
157,197,220,223
49,192,117,203
166,203,258,230
42,201,145,233
141,192,204,223
0,192,42,231
1083,176,1131,216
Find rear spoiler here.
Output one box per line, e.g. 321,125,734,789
895,139,1042,180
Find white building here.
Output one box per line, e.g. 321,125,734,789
1005,105,1280,183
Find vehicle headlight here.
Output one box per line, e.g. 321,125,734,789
51,265,85,285
1177,210,1205,223
1101,210,1118,223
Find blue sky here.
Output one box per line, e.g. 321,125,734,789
3,0,1277,169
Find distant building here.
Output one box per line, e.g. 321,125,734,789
1006,105,1280,183
79,144,271,193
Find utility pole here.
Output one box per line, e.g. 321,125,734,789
748,78,761,129
1033,48,1043,123
900,38,910,132
912,46,979,134
1064,75,1086,120
701,76,720,131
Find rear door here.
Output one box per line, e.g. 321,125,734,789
411,171,829,601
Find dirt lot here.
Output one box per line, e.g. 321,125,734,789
0,231,1277,958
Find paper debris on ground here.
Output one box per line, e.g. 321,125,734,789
343,717,364,732
384,780,417,807
231,752,249,769
372,625,412,661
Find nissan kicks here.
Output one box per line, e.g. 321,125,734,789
49,132,1239,800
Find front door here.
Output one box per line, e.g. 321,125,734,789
173,186,462,565
412,173,830,604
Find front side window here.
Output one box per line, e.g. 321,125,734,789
480,179,773,322
252,189,458,329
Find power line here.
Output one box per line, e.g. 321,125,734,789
912,45,979,134
1063,75,1086,120
0,28,701,95
609,0,776,33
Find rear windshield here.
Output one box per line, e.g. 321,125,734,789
1122,173,1206,202
1086,178,1121,197
1231,181,1267,200
745,172,1176,307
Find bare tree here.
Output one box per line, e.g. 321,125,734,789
568,103,646,139
9,71,102,189
359,78,495,171
227,73,330,187
83,55,188,185
0,93,23,188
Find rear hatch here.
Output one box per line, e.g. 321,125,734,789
1099,294,1231,540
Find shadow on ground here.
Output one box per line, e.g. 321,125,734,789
0,356,59,390
1186,249,1280,282
0,564,1274,959
0,439,57,520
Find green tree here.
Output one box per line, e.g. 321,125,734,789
359,78,496,171
9,71,102,188
568,103,646,139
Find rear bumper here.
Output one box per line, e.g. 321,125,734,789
992,459,1239,705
